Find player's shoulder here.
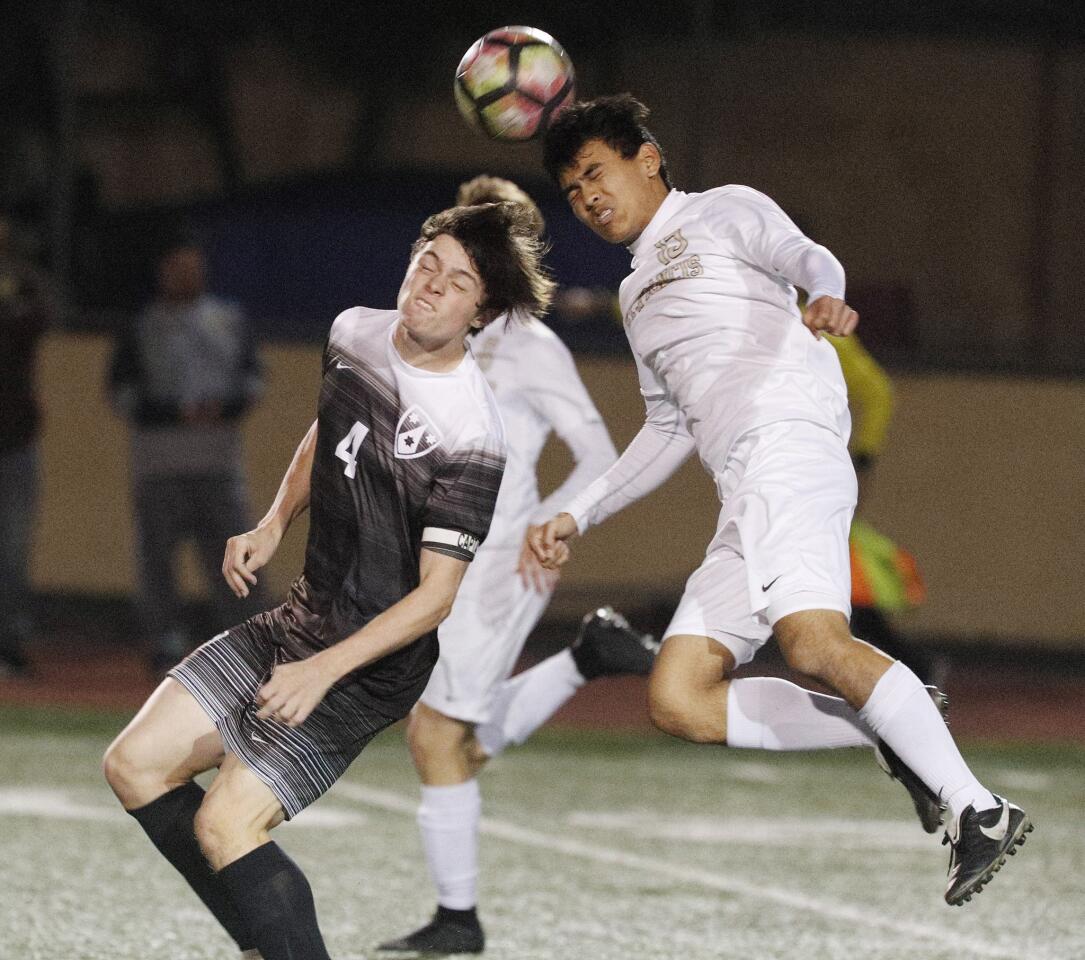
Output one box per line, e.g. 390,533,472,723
503,314,567,352
480,314,572,368
690,185,788,240
696,184,779,214
329,306,397,350
457,357,507,449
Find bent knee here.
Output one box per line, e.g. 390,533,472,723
407,706,470,761
647,678,725,744
192,794,227,851
102,736,152,806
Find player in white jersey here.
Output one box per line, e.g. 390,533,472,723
377,177,658,956
532,96,1030,907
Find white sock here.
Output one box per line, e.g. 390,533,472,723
726,677,876,749
417,780,481,910
475,650,585,758
858,661,997,819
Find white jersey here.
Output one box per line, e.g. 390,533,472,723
568,186,852,532
469,316,616,548
425,317,616,724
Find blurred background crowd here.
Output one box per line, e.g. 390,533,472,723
1,0,1081,694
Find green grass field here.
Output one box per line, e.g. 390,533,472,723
2,705,1081,960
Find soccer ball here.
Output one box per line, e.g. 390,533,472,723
454,26,575,141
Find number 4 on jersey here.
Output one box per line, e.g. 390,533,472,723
335,421,370,479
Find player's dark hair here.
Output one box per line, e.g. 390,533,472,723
414,202,555,328
456,175,545,237
543,94,671,189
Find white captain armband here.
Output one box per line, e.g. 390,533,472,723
421,526,481,561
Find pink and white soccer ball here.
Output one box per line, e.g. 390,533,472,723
454,26,575,141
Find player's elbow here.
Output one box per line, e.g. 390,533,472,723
424,589,457,628
431,599,455,626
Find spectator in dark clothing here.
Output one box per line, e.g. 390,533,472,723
0,215,56,678
109,243,265,676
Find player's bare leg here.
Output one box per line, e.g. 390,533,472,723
772,609,893,707
103,680,256,952
648,634,733,742
195,754,285,868
647,633,874,749
196,754,330,960
774,608,1031,903
103,678,225,808
408,701,489,785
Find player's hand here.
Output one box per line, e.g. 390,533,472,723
802,295,858,340
527,514,577,570
255,655,335,727
517,534,560,594
222,525,281,599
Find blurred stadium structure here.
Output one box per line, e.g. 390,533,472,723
1,1,1081,671
5,0,1084,370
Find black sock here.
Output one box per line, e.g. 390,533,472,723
436,905,479,926
128,782,255,950
219,842,332,960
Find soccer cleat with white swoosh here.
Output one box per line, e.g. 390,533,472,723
943,794,1032,905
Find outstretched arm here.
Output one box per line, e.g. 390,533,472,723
529,394,695,568
519,416,617,592
222,419,317,598
517,339,620,591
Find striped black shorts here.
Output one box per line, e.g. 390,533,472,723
169,610,395,819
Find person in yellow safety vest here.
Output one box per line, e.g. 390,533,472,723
826,332,932,681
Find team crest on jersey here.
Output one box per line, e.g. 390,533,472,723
395,405,443,459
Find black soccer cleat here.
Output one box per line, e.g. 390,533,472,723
873,685,949,833
943,795,1032,905
377,906,485,955
570,606,659,681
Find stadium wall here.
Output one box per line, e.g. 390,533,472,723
38,333,1083,649
373,35,1085,373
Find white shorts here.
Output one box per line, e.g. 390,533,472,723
421,543,553,725
664,419,856,666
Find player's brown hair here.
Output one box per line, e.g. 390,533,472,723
414,202,555,328
455,175,546,238
542,93,672,189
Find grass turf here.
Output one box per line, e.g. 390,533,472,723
1,705,1080,960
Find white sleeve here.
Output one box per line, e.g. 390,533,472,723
531,418,617,525
563,385,695,534
522,335,618,523
709,187,846,303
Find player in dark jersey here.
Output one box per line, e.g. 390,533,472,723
102,202,555,960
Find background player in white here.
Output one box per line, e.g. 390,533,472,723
532,95,1030,907
378,176,657,956
102,203,553,960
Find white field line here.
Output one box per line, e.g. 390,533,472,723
988,769,1055,792
0,786,367,829
335,782,1048,960
564,810,935,850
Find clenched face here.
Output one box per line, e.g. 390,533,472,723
396,233,485,361
559,139,669,246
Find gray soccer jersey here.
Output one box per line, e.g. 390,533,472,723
283,308,506,718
